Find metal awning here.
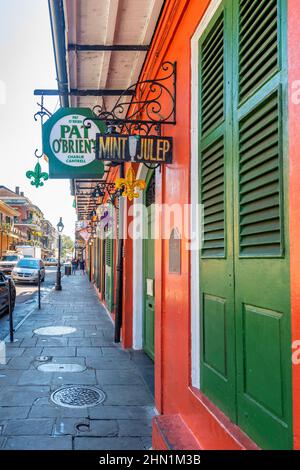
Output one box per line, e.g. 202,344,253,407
52,0,164,220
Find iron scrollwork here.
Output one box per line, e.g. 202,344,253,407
83,61,176,170
33,97,52,159
26,96,51,187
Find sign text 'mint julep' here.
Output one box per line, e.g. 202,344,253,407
95,134,173,164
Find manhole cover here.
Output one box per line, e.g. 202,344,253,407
38,363,85,372
50,386,105,408
34,326,76,336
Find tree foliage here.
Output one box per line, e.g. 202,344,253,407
61,234,74,258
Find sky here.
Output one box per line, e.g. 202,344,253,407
0,0,76,239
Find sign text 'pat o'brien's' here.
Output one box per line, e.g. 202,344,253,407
96,134,173,164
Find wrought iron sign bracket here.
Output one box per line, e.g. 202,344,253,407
91,182,120,208
83,61,177,170
26,97,51,188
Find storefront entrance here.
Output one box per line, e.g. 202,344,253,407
105,229,114,311
143,172,155,360
198,0,292,449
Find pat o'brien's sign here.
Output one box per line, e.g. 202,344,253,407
42,108,105,178
95,134,173,164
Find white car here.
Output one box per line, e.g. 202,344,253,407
12,258,45,284
44,257,58,266
0,253,24,275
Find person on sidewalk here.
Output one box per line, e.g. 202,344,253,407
79,259,85,275
71,258,77,275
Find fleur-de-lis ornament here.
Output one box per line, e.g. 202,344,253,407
115,166,146,201
26,162,49,188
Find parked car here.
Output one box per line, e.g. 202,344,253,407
0,271,16,317
0,253,24,275
12,258,45,285
44,257,58,266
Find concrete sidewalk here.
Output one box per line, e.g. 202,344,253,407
0,273,155,450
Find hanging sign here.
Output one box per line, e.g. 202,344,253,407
43,107,105,178
95,134,173,164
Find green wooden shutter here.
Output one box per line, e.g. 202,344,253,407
201,137,225,257
234,0,292,449
105,227,114,311
201,14,224,136
198,0,292,449
239,0,278,102
239,90,282,256
199,4,237,421
200,10,225,258
105,237,112,267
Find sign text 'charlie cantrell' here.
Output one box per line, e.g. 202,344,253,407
95,134,173,164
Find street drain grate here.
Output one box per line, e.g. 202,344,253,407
34,326,76,336
51,385,105,408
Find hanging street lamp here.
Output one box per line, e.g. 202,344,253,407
55,217,64,291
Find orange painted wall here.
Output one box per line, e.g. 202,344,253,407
288,0,300,450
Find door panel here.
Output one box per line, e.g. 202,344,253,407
199,0,292,449
100,238,105,298
234,0,292,449
203,294,227,377
199,3,236,421
143,173,155,360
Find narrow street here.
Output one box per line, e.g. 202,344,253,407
0,273,154,450
15,267,56,304
0,267,57,341
1,0,300,458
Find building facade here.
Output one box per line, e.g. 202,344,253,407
50,0,300,450
0,199,20,255
0,186,57,258
41,220,58,258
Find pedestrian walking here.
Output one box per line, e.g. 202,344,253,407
71,258,77,275
79,259,85,275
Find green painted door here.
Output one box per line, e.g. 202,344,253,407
101,238,105,298
199,0,292,449
143,173,155,360
105,231,114,311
